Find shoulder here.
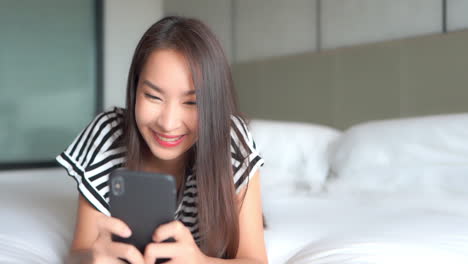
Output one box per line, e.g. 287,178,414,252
229,115,264,193
56,107,127,215
230,115,256,151
91,107,125,134
62,107,125,165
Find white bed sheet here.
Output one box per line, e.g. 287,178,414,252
0,168,76,263
263,192,468,264
2,169,468,264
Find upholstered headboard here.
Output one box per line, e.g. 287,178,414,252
232,30,468,130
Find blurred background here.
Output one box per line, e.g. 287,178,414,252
1,0,467,168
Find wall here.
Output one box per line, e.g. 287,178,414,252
164,0,233,62
104,0,163,109
164,0,468,63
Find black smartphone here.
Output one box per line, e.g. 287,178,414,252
109,169,177,263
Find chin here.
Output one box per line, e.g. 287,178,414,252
149,145,189,162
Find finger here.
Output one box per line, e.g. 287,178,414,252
108,242,145,264
152,221,190,243
98,216,132,238
144,242,181,263
92,254,130,264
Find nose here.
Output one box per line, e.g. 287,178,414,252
156,102,182,132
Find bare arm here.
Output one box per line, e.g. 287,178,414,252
66,194,101,263
66,194,144,264
71,195,102,250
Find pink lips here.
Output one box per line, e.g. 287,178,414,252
153,132,185,147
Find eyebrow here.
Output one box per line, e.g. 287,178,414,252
143,80,196,96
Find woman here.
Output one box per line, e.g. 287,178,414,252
57,16,267,264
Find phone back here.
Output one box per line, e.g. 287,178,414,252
109,169,176,253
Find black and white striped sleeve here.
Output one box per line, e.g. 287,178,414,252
56,107,126,216
230,115,265,193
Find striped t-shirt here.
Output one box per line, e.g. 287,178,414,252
56,107,264,242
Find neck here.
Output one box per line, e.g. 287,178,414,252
142,150,188,190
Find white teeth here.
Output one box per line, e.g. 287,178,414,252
158,135,182,142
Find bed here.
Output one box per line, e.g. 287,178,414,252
263,193,468,264
252,113,468,264
0,168,76,263
1,113,468,263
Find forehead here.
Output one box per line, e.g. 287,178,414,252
141,49,194,90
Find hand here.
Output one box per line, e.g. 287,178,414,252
144,220,207,264
89,215,145,264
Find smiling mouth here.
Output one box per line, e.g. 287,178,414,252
153,131,186,147
156,134,184,142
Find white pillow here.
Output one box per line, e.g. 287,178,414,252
249,119,342,195
328,113,468,194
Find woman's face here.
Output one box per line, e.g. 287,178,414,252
135,49,198,163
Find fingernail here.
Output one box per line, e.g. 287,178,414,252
124,228,132,237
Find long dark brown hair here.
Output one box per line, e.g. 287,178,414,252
122,16,243,258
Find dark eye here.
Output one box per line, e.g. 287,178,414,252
185,101,197,105
144,93,161,101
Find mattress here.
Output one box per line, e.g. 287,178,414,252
263,192,468,264
0,168,76,263
1,169,468,264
